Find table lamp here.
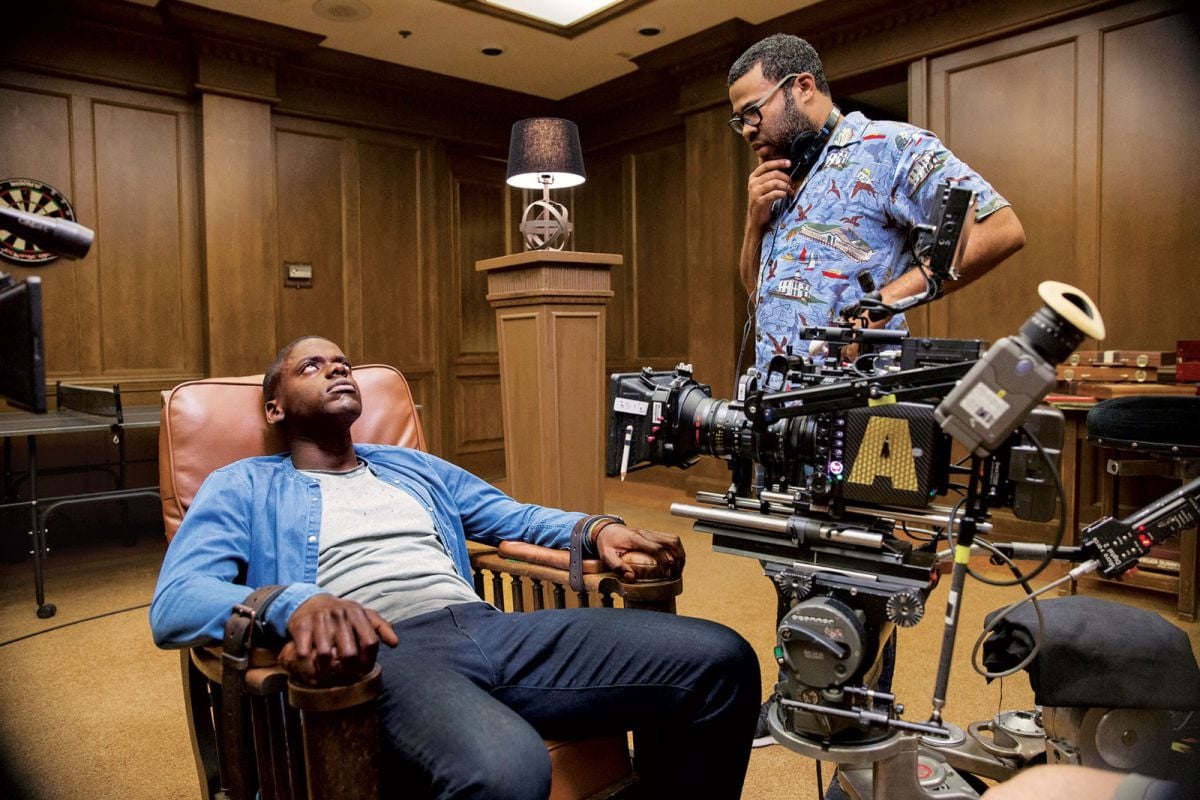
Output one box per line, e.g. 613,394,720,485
505,117,586,251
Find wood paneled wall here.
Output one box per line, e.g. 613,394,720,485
910,0,1199,351
574,133,691,376
266,117,443,451
440,152,513,475
0,72,204,407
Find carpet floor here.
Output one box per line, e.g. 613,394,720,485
0,477,1195,799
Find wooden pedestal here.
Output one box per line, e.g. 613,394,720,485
476,251,620,513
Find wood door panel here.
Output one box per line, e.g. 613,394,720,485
930,42,1081,343
358,141,429,367
275,129,345,346
93,102,190,373
1097,12,1200,351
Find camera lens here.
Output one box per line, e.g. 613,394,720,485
1019,281,1106,363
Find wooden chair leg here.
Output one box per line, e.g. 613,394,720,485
288,665,384,800
180,650,222,798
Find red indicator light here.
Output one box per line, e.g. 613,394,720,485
1137,533,1153,549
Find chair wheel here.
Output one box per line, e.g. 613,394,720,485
37,603,56,619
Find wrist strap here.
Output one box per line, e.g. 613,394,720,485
569,515,624,592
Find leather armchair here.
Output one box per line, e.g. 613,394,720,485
158,365,681,800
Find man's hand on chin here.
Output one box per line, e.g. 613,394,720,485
595,524,686,582
281,593,398,687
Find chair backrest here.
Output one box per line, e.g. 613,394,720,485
159,364,426,541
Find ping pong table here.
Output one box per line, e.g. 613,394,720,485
1,384,160,618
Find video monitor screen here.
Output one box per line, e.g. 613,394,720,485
0,275,47,413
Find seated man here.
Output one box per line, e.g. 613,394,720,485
150,335,760,800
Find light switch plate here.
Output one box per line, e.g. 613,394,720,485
284,261,313,288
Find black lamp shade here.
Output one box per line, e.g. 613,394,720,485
506,118,586,189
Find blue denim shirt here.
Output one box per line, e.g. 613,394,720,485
150,444,586,648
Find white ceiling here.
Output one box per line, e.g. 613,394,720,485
135,0,822,100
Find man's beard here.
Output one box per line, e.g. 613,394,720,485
764,94,818,161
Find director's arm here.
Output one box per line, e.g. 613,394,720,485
740,158,794,298
878,205,1025,309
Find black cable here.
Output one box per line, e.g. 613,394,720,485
815,760,824,800
849,352,877,378
965,426,1066,587
735,199,789,388
934,496,967,555
0,602,150,648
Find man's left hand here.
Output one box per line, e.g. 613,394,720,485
594,524,685,582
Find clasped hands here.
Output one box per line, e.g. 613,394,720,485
280,525,685,687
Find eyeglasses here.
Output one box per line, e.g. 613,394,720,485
728,73,801,135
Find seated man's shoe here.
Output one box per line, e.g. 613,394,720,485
752,699,776,748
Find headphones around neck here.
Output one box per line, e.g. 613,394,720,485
770,107,841,219
785,107,842,184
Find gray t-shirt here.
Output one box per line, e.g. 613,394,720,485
302,461,483,623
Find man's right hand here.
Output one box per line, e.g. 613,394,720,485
280,594,398,687
746,158,793,230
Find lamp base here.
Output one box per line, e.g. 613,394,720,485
520,199,573,251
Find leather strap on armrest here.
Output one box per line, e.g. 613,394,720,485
220,584,286,800
569,515,623,592
569,518,589,593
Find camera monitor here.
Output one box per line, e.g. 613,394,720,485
0,275,47,413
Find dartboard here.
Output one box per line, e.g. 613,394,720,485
0,177,77,264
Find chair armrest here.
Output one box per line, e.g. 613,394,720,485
469,542,682,613
496,540,604,573
191,644,289,694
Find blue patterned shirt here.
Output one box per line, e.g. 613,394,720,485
754,111,1008,370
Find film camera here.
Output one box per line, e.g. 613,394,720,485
605,281,1127,797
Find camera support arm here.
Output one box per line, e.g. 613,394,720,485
746,360,976,428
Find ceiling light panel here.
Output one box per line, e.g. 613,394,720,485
483,0,621,27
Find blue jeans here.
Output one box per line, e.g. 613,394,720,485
375,602,760,799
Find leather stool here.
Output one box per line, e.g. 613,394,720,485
1085,396,1200,620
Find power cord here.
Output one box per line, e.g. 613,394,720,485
0,602,150,648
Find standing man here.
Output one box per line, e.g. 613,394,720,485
728,34,1027,763
729,33,1025,369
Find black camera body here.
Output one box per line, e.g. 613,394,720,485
607,350,1062,523
608,365,952,509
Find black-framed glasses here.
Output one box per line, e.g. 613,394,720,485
728,73,801,135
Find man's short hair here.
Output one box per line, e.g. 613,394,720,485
728,33,830,96
263,335,325,404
